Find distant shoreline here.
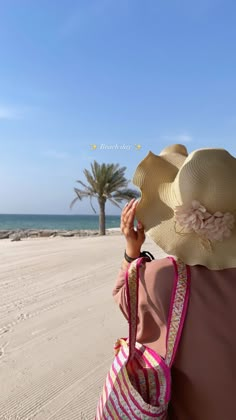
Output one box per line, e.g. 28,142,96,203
0,228,121,240
0,213,120,216
0,214,120,231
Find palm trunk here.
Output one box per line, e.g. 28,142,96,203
98,198,106,235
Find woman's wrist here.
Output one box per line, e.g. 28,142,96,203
120,249,141,270
125,247,141,259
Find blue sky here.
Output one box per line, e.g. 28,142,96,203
1,0,236,215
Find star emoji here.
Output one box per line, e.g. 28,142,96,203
135,144,142,150
90,144,97,150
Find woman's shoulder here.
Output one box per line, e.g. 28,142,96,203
139,257,176,308
141,256,176,280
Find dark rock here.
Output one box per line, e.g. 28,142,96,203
27,231,40,238
0,232,10,239
49,233,57,238
39,230,57,238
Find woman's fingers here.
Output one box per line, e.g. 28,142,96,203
121,198,136,225
124,200,138,227
120,198,145,248
120,199,138,234
121,201,139,237
122,198,136,217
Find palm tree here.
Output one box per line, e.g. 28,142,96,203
70,161,140,235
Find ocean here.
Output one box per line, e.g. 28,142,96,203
0,214,121,231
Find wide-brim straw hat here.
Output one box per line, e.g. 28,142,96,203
132,144,236,269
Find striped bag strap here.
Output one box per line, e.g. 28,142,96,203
165,257,190,367
125,256,147,360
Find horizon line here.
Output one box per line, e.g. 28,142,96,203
0,213,121,217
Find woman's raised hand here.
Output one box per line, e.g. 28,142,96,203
120,198,145,258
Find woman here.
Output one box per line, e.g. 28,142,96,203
113,144,236,419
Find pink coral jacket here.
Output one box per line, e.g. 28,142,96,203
113,257,236,420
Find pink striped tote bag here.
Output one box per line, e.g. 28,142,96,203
96,256,190,419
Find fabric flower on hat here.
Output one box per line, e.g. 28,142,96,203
175,200,235,241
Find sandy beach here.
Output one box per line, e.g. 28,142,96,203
0,233,166,420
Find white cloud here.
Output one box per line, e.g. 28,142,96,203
162,134,193,143
43,150,70,160
0,105,23,120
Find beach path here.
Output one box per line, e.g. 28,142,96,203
0,235,166,420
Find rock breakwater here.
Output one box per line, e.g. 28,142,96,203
0,229,121,241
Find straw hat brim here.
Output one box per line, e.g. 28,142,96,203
132,146,236,270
